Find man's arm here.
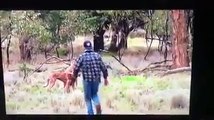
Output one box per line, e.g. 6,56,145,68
73,55,83,78
99,56,108,79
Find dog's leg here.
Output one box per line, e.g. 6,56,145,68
49,77,56,89
63,81,68,94
72,78,76,90
65,74,71,93
63,82,66,88
45,77,53,92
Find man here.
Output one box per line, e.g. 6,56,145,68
73,40,109,115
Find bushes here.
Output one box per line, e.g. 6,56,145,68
55,47,69,56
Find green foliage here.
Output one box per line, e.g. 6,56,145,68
37,11,65,44
153,11,168,35
11,11,40,35
145,10,171,36
120,75,146,82
0,11,12,40
56,47,69,56
66,10,104,35
1,10,173,56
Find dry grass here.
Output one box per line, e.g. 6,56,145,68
4,67,191,115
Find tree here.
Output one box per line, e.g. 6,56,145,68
170,10,190,68
186,10,194,62
66,10,108,52
0,11,13,67
36,10,67,58
67,10,147,53
11,11,45,62
59,11,76,59
105,10,147,52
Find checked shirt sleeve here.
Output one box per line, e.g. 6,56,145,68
73,55,83,78
99,55,108,79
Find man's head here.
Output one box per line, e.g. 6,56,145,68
83,40,92,50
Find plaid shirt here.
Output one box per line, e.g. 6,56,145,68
73,49,108,82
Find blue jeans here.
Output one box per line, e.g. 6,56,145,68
83,80,100,115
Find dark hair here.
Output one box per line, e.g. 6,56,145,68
83,40,92,49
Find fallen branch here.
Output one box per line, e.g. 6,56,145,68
150,68,168,71
8,69,19,72
53,66,69,71
121,61,172,76
138,60,172,72
160,67,191,77
45,60,70,65
1,36,8,43
25,56,71,80
101,50,132,72
34,67,48,72
147,60,172,67
144,37,154,60
140,64,171,73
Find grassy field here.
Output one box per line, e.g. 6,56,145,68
3,36,191,114
4,64,191,114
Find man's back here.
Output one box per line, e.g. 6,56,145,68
74,50,108,82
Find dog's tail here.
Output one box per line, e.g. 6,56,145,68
43,78,50,87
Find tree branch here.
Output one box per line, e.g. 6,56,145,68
25,56,71,80
1,36,9,43
101,49,132,72
160,67,191,77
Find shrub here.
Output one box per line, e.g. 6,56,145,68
170,94,189,109
56,47,69,56
19,63,32,78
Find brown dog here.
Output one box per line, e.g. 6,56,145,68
44,58,78,93
43,71,76,93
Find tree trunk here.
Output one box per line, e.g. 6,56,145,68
24,41,32,62
186,10,193,62
145,26,150,48
69,41,74,59
164,11,169,62
109,19,130,52
19,42,25,61
44,49,48,59
117,31,128,61
6,38,11,67
144,15,154,60
117,19,129,49
171,10,190,68
0,30,3,71
19,35,32,62
117,31,128,50
55,47,59,58
55,24,61,58
93,27,105,52
108,30,118,52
